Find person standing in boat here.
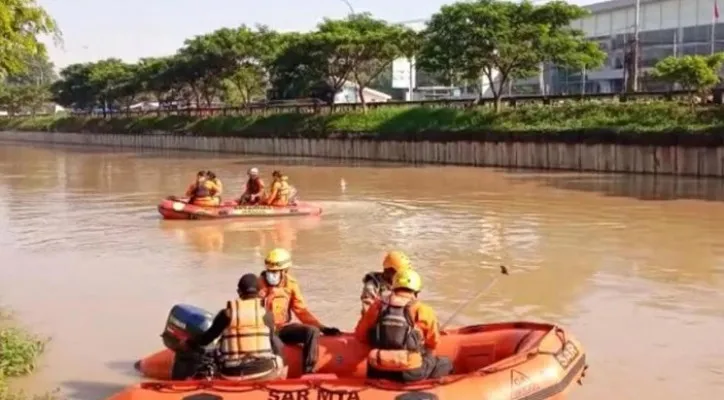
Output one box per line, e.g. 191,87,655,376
263,170,291,207
259,248,342,374
185,170,220,206
183,273,287,380
206,170,223,203
239,167,265,205
360,251,413,316
354,269,453,383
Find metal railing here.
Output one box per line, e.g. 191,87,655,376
3,90,700,119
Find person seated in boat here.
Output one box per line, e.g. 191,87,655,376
184,273,287,380
285,176,299,206
239,167,265,205
185,170,220,207
206,170,223,202
263,170,291,207
259,248,342,374
354,269,453,383
360,251,413,316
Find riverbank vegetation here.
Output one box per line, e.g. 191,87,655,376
4,102,724,146
0,310,52,400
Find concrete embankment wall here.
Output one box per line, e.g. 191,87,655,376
1,130,723,176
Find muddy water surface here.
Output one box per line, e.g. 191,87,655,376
0,143,723,399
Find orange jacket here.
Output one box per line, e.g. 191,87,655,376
259,273,322,329
184,180,219,198
211,179,223,196
354,291,440,351
264,179,290,206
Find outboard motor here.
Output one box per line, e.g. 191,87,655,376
161,304,214,352
161,304,216,379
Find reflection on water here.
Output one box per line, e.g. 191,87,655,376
0,143,723,399
158,217,323,254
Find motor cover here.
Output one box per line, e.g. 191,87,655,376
161,304,214,352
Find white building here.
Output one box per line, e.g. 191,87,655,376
334,80,392,104
514,0,723,94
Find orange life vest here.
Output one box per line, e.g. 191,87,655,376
367,294,424,371
219,298,274,368
261,285,292,327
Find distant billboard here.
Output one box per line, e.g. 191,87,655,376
391,57,416,89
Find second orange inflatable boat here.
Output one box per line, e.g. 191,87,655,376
109,322,588,399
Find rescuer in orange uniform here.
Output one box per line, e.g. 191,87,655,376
185,170,220,206
239,167,265,204
206,170,223,203
263,170,291,207
360,251,413,316
354,269,453,382
185,273,286,380
259,248,341,374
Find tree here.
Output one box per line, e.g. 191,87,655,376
0,84,49,115
267,33,337,103
4,53,58,86
652,53,724,104
222,65,266,105
136,57,175,106
88,59,138,113
419,0,606,111
315,14,408,109
0,0,61,77
51,63,97,111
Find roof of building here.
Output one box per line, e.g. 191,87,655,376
340,80,393,99
584,0,667,14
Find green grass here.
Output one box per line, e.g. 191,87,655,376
2,102,724,145
0,310,56,400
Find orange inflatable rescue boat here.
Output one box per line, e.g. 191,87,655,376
111,319,588,399
157,197,322,220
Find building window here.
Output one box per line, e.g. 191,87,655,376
641,46,674,68
613,55,624,69
683,25,711,43
682,43,711,55
640,29,677,46
612,33,630,50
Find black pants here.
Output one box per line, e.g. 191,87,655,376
367,354,453,383
218,357,277,377
278,323,320,374
171,348,285,380
171,348,215,380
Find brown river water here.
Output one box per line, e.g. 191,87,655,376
0,142,723,399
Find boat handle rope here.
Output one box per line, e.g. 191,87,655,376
141,379,371,394
141,373,478,394
530,325,572,359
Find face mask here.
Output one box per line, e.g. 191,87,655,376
265,271,282,286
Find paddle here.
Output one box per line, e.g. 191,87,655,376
440,265,509,331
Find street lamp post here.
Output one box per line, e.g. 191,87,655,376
339,0,354,15
631,0,640,92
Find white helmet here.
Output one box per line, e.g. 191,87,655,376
248,167,259,176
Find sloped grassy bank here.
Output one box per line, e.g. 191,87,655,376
0,310,54,400
2,102,724,146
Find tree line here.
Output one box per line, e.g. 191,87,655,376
45,0,607,114
5,0,724,117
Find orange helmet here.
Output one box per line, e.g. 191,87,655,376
382,250,412,272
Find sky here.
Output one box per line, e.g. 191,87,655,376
38,0,601,69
